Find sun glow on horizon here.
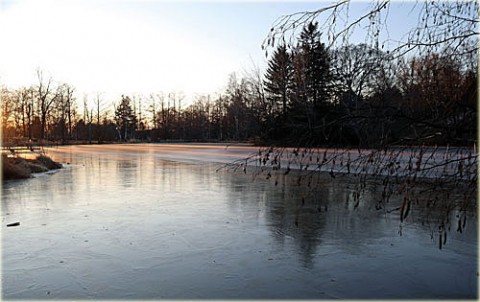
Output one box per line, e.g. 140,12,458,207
0,0,241,103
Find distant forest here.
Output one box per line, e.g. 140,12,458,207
1,22,477,148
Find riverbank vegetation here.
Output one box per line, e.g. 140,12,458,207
1,2,477,148
1,41,476,147
250,0,477,248
2,154,62,180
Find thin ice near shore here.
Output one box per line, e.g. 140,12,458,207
236,146,477,181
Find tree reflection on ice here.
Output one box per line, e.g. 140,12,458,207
2,144,477,300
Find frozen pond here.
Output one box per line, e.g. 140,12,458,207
2,144,477,299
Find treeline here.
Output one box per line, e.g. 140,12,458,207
1,22,477,147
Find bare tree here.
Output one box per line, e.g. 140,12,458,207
83,95,94,143
62,85,76,140
261,1,478,148
94,92,105,142
249,0,479,245
11,87,32,138
263,1,478,60
1,87,14,140
35,69,58,140
149,93,159,129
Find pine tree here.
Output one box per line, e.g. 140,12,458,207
296,22,333,108
264,44,294,119
287,22,334,144
114,95,137,141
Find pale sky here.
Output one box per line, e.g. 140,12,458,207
0,0,417,106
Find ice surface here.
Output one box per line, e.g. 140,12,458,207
2,144,477,299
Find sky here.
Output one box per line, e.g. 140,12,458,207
0,0,418,107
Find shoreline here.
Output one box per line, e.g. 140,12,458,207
2,154,63,180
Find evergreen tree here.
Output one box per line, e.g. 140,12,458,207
264,44,294,119
114,95,137,141
296,22,333,108
284,22,334,144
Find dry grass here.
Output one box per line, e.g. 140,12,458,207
2,155,32,179
2,154,62,180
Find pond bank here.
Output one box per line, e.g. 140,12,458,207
2,154,62,180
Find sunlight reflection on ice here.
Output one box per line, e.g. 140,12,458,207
2,144,477,299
